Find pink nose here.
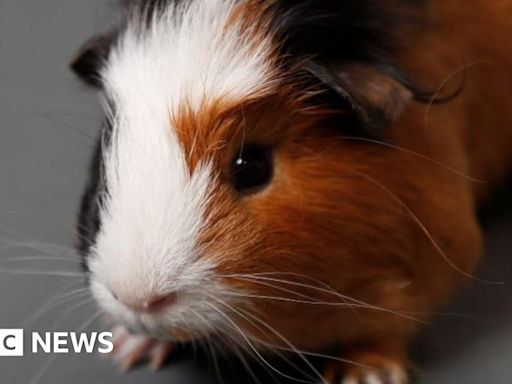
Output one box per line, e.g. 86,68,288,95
142,294,178,313
114,292,178,313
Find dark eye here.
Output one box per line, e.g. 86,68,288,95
231,145,273,193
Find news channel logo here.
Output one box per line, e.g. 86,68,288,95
0,329,113,357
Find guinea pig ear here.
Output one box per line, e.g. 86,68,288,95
303,61,413,138
70,32,116,88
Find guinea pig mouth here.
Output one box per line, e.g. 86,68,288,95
121,318,192,341
93,291,215,342
107,305,201,342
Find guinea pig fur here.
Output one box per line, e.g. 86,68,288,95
72,0,512,382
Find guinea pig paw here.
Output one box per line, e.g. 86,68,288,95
340,367,407,384
324,359,408,384
108,326,173,372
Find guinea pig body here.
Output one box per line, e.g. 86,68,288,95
72,0,512,383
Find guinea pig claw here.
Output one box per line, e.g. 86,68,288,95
340,368,407,384
119,338,156,372
323,351,408,384
149,342,174,371
109,326,173,372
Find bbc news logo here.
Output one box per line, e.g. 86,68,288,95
0,329,113,357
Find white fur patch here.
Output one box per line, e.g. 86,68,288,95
88,0,275,336
106,0,277,115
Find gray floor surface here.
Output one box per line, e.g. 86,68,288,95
0,1,511,383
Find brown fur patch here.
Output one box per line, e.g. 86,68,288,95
169,0,510,355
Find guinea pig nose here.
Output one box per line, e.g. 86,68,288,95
112,290,178,313
141,293,178,313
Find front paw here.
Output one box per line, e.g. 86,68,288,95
107,325,173,372
323,352,408,384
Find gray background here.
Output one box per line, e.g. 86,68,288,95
0,1,511,383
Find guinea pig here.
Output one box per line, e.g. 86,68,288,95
71,0,512,383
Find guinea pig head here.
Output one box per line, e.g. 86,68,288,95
73,0,422,348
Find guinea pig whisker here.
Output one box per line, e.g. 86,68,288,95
226,290,423,324
223,302,373,378
424,60,487,134
23,282,89,328
35,111,96,145
221,303,343,381
0,268,84,278
340,136,485,183
0,255,82,264
222,275,332,302
208,294,375,380
401,309,485,321
228,274,357,317
189,309,222,377
192,308,270,384
230,340,266,384
47,296,96,332
28,350,60,384
0,238,81,260
352,170,504,285
231,337,269,384
231,271,357,308
206,301,315,384
0,233,79,260
196,294,294,384
74,229,95,248
224,276,357,318
226,319,314,384
27,309,102,384
206,302,276,378
207,295,324,384
238,272,368,315
206,336,229,378
0,211,90,250
253,338,371,370
223,291,362,307
238,272,334,288
206,336,224,382
213,335,242,383
213,321,288,384
224,274,426,324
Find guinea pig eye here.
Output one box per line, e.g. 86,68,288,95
231,145,273,193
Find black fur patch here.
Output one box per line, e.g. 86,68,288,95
70,32,117,88
266,0,429,137
76,121,112,267
270,0,411,66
